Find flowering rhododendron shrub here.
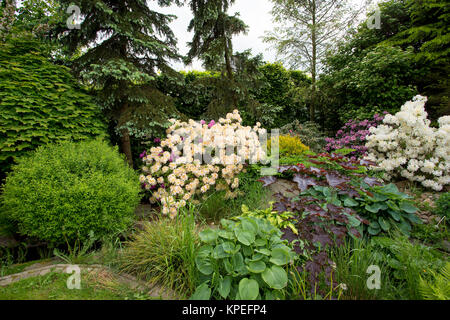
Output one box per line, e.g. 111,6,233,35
139,110,268,218
325,114,385,159
365,95,450,191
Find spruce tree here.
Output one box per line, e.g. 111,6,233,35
55,0,183,166
186,0,248,113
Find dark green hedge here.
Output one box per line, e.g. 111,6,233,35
0,36,107,175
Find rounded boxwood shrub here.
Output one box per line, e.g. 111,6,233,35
1,139,142,245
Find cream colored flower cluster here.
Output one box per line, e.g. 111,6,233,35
139,110,267,218
365,95,450,191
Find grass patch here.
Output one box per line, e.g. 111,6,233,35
0,270,153,300
118,210,198,298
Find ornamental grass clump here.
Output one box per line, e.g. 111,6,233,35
365,95,450,191
139,110,268,218
119,212,199,297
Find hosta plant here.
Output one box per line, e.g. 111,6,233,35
191,216,297,300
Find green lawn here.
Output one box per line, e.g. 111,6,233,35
0,270,154,300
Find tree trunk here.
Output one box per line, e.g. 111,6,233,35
310,0,317,123
118,103,133,168
224,37,238,110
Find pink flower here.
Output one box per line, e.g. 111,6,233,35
208,120,216,128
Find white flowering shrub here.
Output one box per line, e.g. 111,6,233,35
365,95,450,191
139,110,268,218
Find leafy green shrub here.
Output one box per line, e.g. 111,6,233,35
1,139,141,246
119,211,198,297
0,36,106,175
435,192,450,219
280,120,326,153
301,183,421,236
191,217,296,300
268,135,310,157
419,262,450,300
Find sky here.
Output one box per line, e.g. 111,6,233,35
157,0,380,71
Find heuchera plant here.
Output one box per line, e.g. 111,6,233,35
258,152,420,289
325,113,386,160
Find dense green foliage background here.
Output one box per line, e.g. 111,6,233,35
0,35,106,177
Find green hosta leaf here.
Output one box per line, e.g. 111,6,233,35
262,265,288,290
407,213,423,224
195,256,214,275
347,215,361,227
343,197,359,207
368,221,381,235
235,229,255,246
372,192,389,202
269,248,291,266
221,242,235,254
388,210,401,221
190,283,211,300
254,238,267,247
240,218,258,233
218,276,232,299
218,230,234,240
365,203,385,213
398,220,412,236
400,201,418,214
239,278,259,300
231,252,247,274
368,226,381,235
199,229,218,243
256,248,271,256
247,260,267,273
213,244,231,259
378,217,391,231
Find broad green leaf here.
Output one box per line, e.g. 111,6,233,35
400,201,418,214
388,210,401,221
199,229,218,243
235,229,255,246
190,283,211,300
247,260,267,273
256,248,271,256
378,217,391,231
239,278,259,300
343,197,359,207
269,248,290,266
195,256,214,275
262,265,288,289
407,213,423,224
218,276,232,299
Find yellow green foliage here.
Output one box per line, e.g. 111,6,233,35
268,135,310,156
239,203,298,235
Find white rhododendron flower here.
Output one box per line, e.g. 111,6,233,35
365,95,449,191
139,110,268,218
